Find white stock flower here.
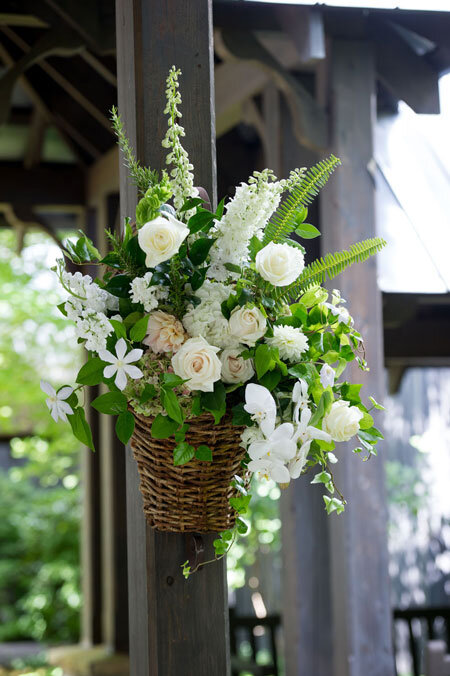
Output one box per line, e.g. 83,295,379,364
143,310,185,354
288,407,332,479
229,306,267,346
220,347,254,384
130,272,169,312
255,242,305,287
171,336,221,392
244,384,277,437
182,281,237,349
265,325,308,362
75,310,113,353
62,271,118,315
320,363,335,389
99,338,143,391
40,381,73,422
322,400,363,442
137,214,189,268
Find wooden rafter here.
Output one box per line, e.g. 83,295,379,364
23,108,46,169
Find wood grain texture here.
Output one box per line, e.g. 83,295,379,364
116,1,229,673
320,39,395,676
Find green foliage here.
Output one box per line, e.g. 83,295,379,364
263,155,341,245
110,105,159,196
275,237,387,304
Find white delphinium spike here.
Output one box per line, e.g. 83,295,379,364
99,338,143,391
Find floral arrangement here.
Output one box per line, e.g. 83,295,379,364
41,67,386,574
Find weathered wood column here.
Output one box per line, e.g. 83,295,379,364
115,1,229,674
320,40,394,676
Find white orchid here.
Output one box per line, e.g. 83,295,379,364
320,363,335,389
248,455,291,484
288,407,332,479
248,423,298,463
40,380,74,422
99,338,143,391
292,378,309,423
244,383,277,436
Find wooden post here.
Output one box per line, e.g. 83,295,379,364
115,2,229,674
320,40,395,676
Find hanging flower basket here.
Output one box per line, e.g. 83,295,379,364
131,412,245,532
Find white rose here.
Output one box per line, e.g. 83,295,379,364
229,305,267,346
322,400,363,442
138,214,189,268
255,242,305,287
220,347,255,384
171,336,221,392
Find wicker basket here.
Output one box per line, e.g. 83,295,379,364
130,411,246,532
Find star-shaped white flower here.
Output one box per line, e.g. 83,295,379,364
40,380,74,422
99,338,143,391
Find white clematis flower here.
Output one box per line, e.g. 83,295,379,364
40,380,74,422
244,384,277,436
320,363,335,389
288,407,332,479
99,338,143,391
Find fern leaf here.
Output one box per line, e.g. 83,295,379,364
263,155,341,245
274,237,387,304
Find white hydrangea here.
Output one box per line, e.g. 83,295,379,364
265,325,309,363
75,310,113,353
129,272,169,312
182,280,237,349
207,170,285,281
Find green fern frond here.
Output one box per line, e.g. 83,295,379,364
274,237,387,304
263,155,341,245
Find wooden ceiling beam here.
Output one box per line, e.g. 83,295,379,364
0,162,85,205
23,108,46,169
80,50,117,87
0,14,48,28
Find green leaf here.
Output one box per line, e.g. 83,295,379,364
300,286,328,308
310,389,333,427
259,369,281,391
68,407,94,451
200,381,226,424
189,237,216,265
180,197,205,212
359,411,374,430
341,383,362,404
187,210,215,234
110,319,127,339
76,357,107,386
215,198,225,220
91,391,128,415
57,302,67,317
323,495,345,515
101,252,122,269
126,234,146,266
123,311,143,329
195,445,212,462
139,383,157,404
173,441,195,466
254,344,277,379
311,471,331,485
129,314,149,342
248,235,263,261
151,414,179,439
229,495,251,514
232,403,252,426
162,373,186,388
369,395,385,411
191,268,207,291
224,263,242,274
161,388,184,424
116,411,135,444
105,275,132,298
235,517,248,535
295,223,321,239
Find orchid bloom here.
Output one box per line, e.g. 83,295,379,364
320,363,335,389
40,380,74,422
292,378,309,424
244,383,277,436
248,455,291,484
99,338,143,391
288,407,332,479
248,423,299,485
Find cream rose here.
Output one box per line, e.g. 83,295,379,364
138,214,189,268
255,242,305,287
143,310,186,354
171,336,221,392
229,305,267,346
322,400,363,442
220,347,255,384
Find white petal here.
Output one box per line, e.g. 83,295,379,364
50,404,59,422
300,407,312,427
289,457,306,479
57,408,68,423
260,413,276,438
307,426,332,443
248,441,269,460
40,380,55,397
115,368,127,391
115,338,127,360
99,349,116,364
123,365,143,380
124,348,143,364
248,459,267,474
273,439,297,461
270,462,291,484
57,386,73,401
270,423,294,442
57,401,73,417
103,364,117,379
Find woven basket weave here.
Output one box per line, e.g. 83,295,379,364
131,411,246,532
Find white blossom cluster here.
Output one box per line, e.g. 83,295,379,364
207,170,285,281
182,280,237,349
62,271,118,353
161,67,198,216
129,272,169,312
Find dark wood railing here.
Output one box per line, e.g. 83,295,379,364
393,607,450,676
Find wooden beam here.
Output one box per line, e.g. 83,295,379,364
23,108,46,169
371,19,440,114
0,13,48,28
275,5,325,65
80,50,117,87
116,1,229,674
320,39,395,675
0,162,84,205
